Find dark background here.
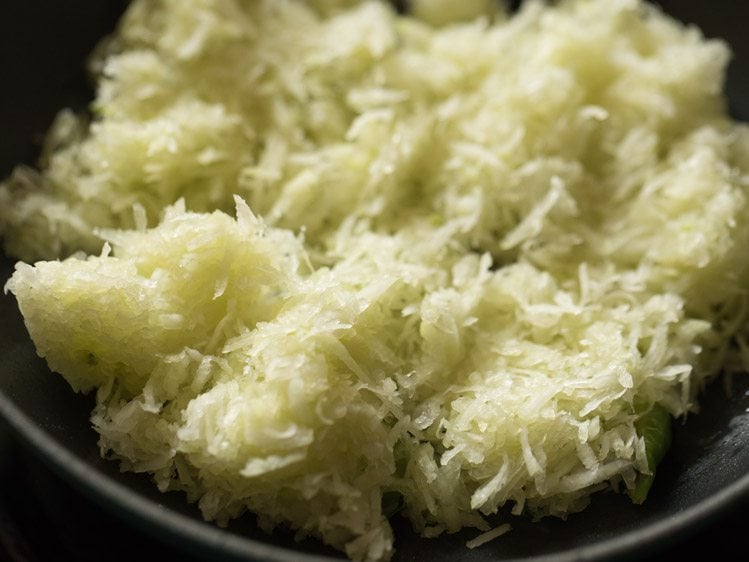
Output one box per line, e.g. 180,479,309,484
1,2,748,561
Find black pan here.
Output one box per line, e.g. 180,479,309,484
1,2,749,561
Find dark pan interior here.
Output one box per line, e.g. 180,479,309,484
1,2,749,561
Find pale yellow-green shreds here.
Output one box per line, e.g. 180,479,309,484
3,1,749,561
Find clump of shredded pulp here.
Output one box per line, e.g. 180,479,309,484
3,1,749,560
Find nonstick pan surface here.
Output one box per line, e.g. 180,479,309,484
1,2,749,561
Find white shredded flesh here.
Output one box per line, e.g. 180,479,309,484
3,1,749,561
466,523,512,549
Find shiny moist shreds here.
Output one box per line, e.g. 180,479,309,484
4,1,749,561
